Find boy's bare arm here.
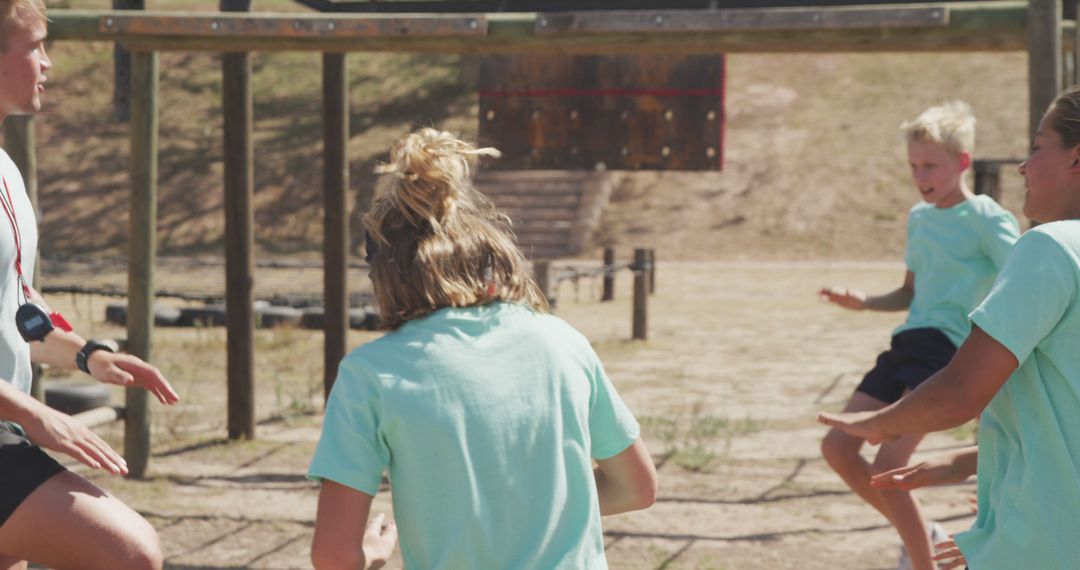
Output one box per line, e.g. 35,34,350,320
819,271,914,312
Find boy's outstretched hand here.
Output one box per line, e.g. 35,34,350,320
87,351,179,405
817,410,891,444
818,286,867,311
870,446,978,491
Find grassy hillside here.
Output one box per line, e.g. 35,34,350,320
15,2,1032,261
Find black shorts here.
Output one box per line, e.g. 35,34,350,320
855,328,957,404
0,422,66,527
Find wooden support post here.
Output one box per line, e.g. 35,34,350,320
648,248,656,294
322,52,348,401
534,260,553,307
973,160,1002,203
632,248,647,340
1029,0,1062,141
1074,0,1080,86
2,117,43,401
112,0,144,122
222,0,255,440
126,50,157,478
601,247,615,301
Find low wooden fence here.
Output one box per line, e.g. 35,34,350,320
534,247,656,340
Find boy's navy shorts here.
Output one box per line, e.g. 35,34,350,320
0,422,65,527
855,328,957,404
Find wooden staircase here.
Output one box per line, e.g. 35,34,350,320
473,171,613,259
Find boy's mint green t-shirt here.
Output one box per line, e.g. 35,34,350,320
308,302,640,570
957,222,1080,569
898,195,1019,346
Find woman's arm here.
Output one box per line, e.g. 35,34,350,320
818,326,1017,441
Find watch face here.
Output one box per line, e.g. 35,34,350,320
16,303,53,342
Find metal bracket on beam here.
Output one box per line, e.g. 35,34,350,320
535,6,949,34
99,13,487,37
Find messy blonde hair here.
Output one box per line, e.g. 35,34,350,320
900,101,976,156
364,128,548,329
0,0,45,51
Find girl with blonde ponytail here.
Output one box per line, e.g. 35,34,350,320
310,129,657,570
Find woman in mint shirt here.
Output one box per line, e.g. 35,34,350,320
819,85,1080,570
308,129,658,570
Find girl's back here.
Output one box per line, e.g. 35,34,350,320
311,302,638,569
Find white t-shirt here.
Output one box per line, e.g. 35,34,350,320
0,150,37,394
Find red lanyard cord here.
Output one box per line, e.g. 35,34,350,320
0,177,31,303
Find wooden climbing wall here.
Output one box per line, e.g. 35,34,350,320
477,54,725,171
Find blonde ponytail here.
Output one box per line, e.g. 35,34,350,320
365,129,546,329
376,128,501,232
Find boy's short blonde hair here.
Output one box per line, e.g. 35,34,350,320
0,0,46,51
900,101,975,156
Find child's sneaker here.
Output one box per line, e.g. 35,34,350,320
896,544,912,570
929,521,949,547
897,522,948,570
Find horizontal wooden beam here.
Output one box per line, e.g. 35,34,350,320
536,6,950,34
99,12,486,38
43,2,1056,53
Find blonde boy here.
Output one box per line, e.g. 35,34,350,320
0,2,179,568
818,102,1019,570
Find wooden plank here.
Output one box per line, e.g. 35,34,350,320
1029,0,1062,145
322,52,349,401
126,50,157,479
74,406,124,428
100,12,486,38
41,4,1047,53
222,49,256,441
535,6,949,34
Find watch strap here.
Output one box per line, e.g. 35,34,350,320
76,340,114,374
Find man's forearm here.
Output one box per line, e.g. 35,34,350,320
28,328,86,371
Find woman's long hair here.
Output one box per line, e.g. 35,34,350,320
364,128,548,329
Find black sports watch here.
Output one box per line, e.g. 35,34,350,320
76,340,114,374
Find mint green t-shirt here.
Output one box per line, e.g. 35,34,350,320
897,195,1019,346
308,302,640,570
956,222,1080,569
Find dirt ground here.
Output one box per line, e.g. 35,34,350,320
34,261,979,570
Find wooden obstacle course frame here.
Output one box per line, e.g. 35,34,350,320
3,0,1060,478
